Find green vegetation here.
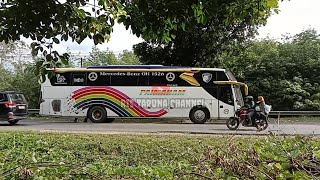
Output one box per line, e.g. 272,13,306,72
220,30,320,111
0,132,319,179
0,0,279,77
82,47,140,68
131,0,279,66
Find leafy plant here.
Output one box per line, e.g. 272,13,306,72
0,132,318,179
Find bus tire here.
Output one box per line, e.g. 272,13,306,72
106,118,115,123
189,106,210,124
87,106,107,123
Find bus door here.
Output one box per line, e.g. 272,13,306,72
203,87,219,119
218,85,235,119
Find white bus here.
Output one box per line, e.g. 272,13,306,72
39,65,247,123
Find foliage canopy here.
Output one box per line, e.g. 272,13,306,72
220,29,320,110
128,0,280,66
1,0,279,79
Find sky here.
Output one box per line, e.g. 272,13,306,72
22,0,320,55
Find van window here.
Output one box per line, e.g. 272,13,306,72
8,93,27,104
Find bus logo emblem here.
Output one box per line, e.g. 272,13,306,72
166,72,175,82
88,72,98,81
202,73,212,83
56,74,66,84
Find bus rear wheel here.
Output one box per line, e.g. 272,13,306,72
189,106,210,124
88,106,107,123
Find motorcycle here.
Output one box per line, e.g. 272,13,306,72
226,107,269,131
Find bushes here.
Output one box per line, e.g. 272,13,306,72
0,132,319,179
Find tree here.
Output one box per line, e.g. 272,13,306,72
0,41,15,67
127,0,280,66
10,64,41,108
0,41,40,108
0,41,27,90
82,47,139,67
1,0,279,79
220,29,320,110
83,47,118,67
118,50,139,65
0,0,127,81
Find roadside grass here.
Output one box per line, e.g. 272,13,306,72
0,132,319,179
269,116,320,123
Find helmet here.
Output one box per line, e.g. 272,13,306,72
245,96,253,102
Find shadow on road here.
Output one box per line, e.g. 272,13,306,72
211,128,258,132
0,123,29,127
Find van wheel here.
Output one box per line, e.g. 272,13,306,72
106,118,115,123
88,106,107,123
189,106,210,124
9,120,19,125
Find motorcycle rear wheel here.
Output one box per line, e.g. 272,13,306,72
257,117,268,131
226,117,240,130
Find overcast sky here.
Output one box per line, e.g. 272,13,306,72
23,0,320,54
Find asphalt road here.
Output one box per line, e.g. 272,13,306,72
0,119,320,136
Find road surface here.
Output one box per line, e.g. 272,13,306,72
0,119,319,136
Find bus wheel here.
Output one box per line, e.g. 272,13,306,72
106,118,115,123
189,106,210,124
88,106,107,123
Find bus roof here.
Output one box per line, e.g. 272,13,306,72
49,67,226,73
87,65,190,69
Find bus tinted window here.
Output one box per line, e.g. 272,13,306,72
110,75,139,86
217,71,229,81
138,76,149,86
194,71,218,86
50,73,71,86
149,75,167,86
86,72,111,86
72,73,86,86
148,72,190,86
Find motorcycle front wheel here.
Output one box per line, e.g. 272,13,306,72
226,117,240,130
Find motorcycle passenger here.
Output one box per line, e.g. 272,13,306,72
255,96,266,119
244,96,255,126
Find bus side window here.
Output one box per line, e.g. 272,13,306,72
86,73,111,86
138,76,149,86
217,71,229,81
72,73,86,86
149,75,167,86
50,72,71,86
110,76,139,86
218,85,234,105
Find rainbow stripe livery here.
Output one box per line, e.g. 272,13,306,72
71,87,168,117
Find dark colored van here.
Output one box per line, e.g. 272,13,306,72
0,91,28,125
